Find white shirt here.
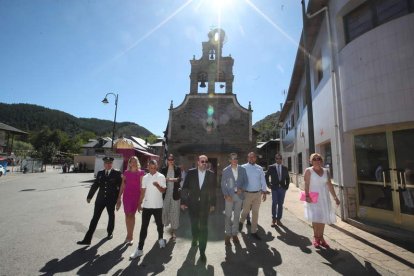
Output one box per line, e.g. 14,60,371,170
141,171,166,208
231,166,238,181
198,169,206,189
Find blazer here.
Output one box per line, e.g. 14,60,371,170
160,165,182,200
265,164,290,190
221,165,248,199
88,169,122,204
182,168,217,216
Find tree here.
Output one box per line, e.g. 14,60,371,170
39,143,57,170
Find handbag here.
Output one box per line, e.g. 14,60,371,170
299,191,319,203
173,182,181,200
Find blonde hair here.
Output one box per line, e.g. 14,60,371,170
309,153,323,162
128,156,141,171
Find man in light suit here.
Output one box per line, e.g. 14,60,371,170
181,155,216,262
221,153,248,246
265,153,290,227
77,156,122,245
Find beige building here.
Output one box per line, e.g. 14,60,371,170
279,0,414,235
164,29,257,179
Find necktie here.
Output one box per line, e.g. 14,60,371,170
278,165,282,181
106,170,109,176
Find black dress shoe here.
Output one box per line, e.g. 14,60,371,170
107,234,113,240
246,219,251,226
77,239,91,245
238,222,243,232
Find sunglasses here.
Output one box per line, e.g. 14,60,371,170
200,160,208,163
168,159,174,161
312,157,322,161
275,157,282,160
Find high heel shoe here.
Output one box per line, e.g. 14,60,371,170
313,237,321,248
320,239,330,249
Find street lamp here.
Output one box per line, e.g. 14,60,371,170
101,93,118,150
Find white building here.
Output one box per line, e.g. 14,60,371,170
279,0,414,234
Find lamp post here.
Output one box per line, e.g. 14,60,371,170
101,93,118,151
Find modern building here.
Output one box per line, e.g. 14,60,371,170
279,0,414,234
164,29,257,179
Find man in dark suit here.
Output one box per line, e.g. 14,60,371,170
77,156,122,245
181,155,216,262
265,153,290,227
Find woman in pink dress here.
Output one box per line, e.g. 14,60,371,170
116,156,145,245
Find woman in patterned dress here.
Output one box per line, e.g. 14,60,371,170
116,156,145,245
304,153,340,248
161,154,182,240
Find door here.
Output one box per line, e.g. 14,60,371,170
354,128,414,230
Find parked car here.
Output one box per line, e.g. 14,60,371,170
0,165,5,176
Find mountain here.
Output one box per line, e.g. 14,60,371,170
0,103,153,137
253,111,281,141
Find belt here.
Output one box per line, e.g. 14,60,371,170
245,190,260,193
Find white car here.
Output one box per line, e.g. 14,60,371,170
0,165,5,176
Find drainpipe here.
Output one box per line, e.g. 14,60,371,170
306,6,346,220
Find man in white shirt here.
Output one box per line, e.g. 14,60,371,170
130,160,166,259
239,152,267,240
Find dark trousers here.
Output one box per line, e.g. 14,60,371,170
84,200,115,241
189,206,209,254
271,187,287,220
138,208,163,250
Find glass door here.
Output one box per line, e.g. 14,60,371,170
354,128,414,230
392,129,414,229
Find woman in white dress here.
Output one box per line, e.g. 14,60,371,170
304,153,340,248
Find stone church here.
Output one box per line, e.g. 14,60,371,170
164,29,257,179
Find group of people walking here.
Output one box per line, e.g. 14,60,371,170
77,151,340,262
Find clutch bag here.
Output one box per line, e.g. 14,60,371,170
299,191,319,203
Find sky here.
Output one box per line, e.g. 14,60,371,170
0,0,305,137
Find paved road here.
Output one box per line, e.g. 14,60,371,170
0,169,391,275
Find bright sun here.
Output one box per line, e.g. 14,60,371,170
213,0,234,12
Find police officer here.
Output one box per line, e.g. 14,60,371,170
77,156,122,245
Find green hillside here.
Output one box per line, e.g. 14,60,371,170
0,103,153,137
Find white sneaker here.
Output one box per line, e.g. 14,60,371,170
158,239,166,248
130,248,143,259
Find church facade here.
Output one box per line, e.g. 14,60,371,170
164,29,256,178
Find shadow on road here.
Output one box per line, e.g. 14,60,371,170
77,243,128,275
274,224,312,254
113,238,175,275
39,239,107,275
317,248,381,275
177,246,214,276
220,225,280,276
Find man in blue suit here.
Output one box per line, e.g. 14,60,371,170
265,153,290,227
221,153,248,246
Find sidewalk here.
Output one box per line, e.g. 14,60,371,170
284,183,414,276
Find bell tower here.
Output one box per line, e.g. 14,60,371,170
189,28,234,95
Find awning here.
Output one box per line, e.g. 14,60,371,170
136,149,159,158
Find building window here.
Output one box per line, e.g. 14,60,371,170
376,0,410,24
314,51,323,88
298,152,303,174
296,103,300,120
344,0,413,44
322,142,333,178
291,114,295,128
288,157,292,172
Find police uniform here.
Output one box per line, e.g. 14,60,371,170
78,157,122,244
